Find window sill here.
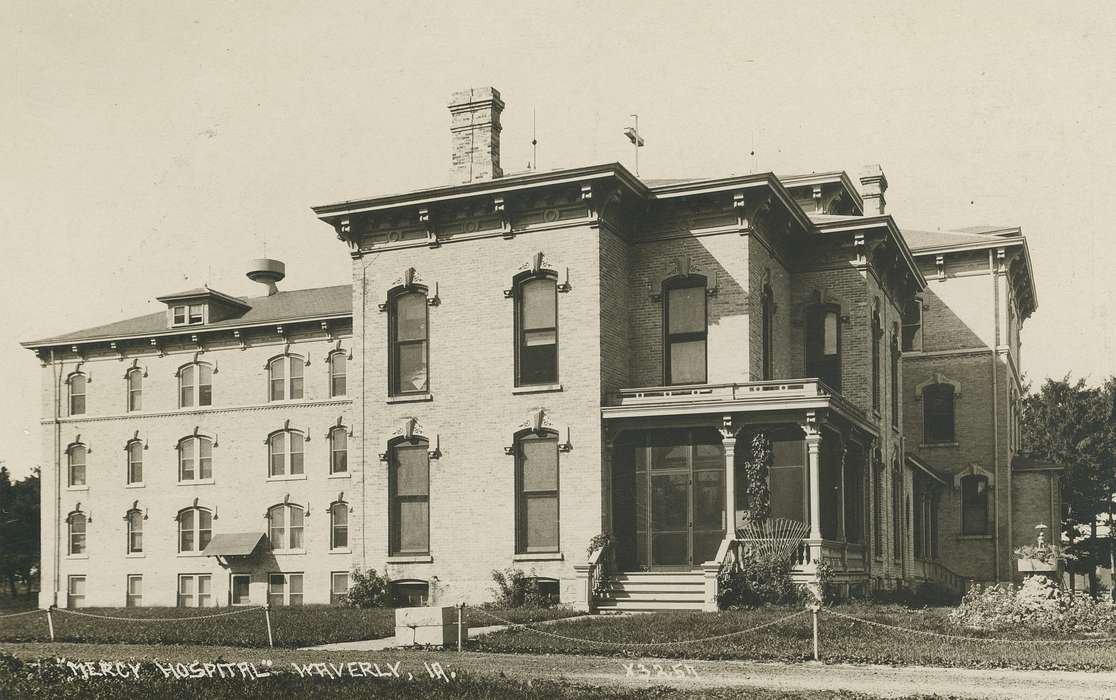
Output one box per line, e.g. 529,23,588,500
328,472,351,479
67,485,89,492
125,482,145,489
957,534,993,541
177,552,205,558
919,442,959,449
387,554,433,564
512,384,563,395
513,552,564,562
272,549,307,556
267,398,308,405
330,548,352,555
267,474,307,482
178,479,216,486
125,552,145,559
386,393,433,404
66,554,89,560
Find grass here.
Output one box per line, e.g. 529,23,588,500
0,605,582,649
474,603,1116,671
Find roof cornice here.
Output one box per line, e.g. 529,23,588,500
815,215,927,290
778,170,865,214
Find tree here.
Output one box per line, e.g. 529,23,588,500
1021,376,1116,596
0,467,40,598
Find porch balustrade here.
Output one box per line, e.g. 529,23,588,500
613,379,833,407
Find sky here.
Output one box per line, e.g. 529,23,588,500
2,1,1114,477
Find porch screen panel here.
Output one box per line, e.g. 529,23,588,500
651,472,688,567
633,445,650,569
692,439,725,565
819,438,842,540
768,431,805,523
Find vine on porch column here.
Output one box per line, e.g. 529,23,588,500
742,432,773,527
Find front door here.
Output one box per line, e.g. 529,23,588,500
629,429,725,570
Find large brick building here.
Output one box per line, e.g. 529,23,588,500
24,86,1057,611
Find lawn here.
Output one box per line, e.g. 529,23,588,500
0,605,582,649
473,604,1116,671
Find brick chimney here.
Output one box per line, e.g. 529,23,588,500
448,87,504,183
859,164,888,215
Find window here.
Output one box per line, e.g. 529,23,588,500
331,571,350,605
231,574,251,605
172,304,205,326
177,573,213,607
390,580,429,607
805,304,841,391
329,351,347,397
389,440,430,555
126,368,142,412
892,463,903,562
268,503,305,551
126,574,142,607
178,436,214,482
664,277,708,385
268,430,305,478
516,433,560,553
515,275,558,385
961,475,989,535
268,355,304,401
873,461,883,559
268,573,304,607
389,290,429,395
761,285,775,380
68,373,86,415
890,335,900,427
923,383,955,443
902,299,922,352
178,363,213,408
177,507,213,553
871,311,882,412
67,575,85,608
126,440,143,485
329,427,348,474
126,509,143,554
330,502,349,550
68,444,87,487
68,512,86,555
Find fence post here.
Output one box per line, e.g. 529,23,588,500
810,603,820,661
263,603,274,648
457,603,464,653
46,606,55,642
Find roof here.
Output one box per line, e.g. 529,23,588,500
202,532,266,557
901,227,1024,253
23,284,352,348
906,453,949,485
156,286,252,310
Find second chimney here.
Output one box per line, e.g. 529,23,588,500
859,164,888,215
448,87,504,183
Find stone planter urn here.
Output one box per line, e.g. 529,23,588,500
1016,558,1056,574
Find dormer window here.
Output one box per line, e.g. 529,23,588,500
172,304,206,327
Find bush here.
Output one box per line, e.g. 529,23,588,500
338,567,391,608
949,576,1116,633
867,580,960,608
718,550,801,608
489,568,554,609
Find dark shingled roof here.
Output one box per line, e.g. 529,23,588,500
202,532,267,557
24,284,352,347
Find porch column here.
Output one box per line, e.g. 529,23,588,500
723,436,737,536
805,426,823,541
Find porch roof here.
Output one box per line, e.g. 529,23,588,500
906,454,949,485
202,532,266,557
601,378,877,437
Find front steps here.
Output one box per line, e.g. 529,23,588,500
595,570,706,612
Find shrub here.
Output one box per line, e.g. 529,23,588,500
489,567,555,609
718,549,800,608
587,532,617,599
949,576,1116,633
338,567,391,608
867,580,960,608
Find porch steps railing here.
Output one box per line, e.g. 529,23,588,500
594,571,706,612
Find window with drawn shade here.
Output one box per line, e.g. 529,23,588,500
126,368,142,412
329,351,347,397
67,575,85,608
805,305,841,391
268,503,305,551
329,427,348,475
961,475,989,536
126,509,143,554
177,573,212,607
268,355,304,401
177,508,212,553
871,311,882,412
268,573,303,607
389,441,430,555
923,383,956,444
126,440,143,485
67,444,87,487
664,277,708,385
515,276,558,385
268,430,304,478
760,286,775,380
68,373,86,415
68,512,86,555
126,575,142,608
516,434,560,553
178,363,213,408
389,291,429,395
178,436,213,482
330,502,349,550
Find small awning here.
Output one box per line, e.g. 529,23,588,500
202,532,266,557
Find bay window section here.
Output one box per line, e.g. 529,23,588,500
664,277,708,385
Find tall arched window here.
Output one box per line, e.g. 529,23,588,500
67,512,87,555
68,373,87,415
329,426,348,475
761,285,775,380
515,431,560,554
178,362,213,408
872,459,883,558
961,474,989,535
515,274,558,386
126,440,143,485
268,503,305,551
268,429,305,478
126,509,143,554
806,304,841,391
268,355,304,401
389,438,430,555
67,443,87,487
902,298,922,352
871,310,882,411
177,435,213,483
329,351,347,397
177,507,212,552
126,368,143,412
890,333,900,427
891,461,902,562
923,383,955,443
330,502,349,550
664,276,708,385
389,290,429,395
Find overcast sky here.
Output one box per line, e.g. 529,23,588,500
2,1,1114,477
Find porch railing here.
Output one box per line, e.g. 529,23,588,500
613,379,832,407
